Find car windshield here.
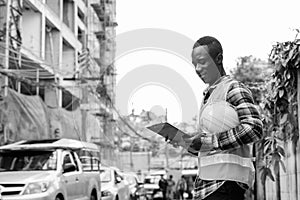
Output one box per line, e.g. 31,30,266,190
0,150,57,171
100,168,111,182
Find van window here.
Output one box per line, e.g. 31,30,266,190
0,150,57,171
76,149,100,171
70,151,80,171
62,151,78,169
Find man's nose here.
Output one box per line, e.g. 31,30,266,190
195,63,202,71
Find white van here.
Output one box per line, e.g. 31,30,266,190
0,138,101,200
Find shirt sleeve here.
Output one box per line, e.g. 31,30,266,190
217,81,263,150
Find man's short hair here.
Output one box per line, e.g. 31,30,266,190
193,36,223,60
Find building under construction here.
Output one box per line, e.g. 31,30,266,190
0,0,117,165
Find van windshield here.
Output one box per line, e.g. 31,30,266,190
0,150,57,171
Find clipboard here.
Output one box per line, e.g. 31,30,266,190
147,122,191,147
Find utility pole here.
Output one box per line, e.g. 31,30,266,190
80,4,88,142
130,136,134,170
81,83,88,141
148,148,151,172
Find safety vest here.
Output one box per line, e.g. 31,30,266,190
198,76,255,187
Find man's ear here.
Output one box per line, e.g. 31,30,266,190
215,53,223,65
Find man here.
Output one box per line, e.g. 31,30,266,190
158,174,168,200
177,36,263,200
176,175,187,200
167,175,176,199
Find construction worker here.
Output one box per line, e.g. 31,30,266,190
172,36,263,200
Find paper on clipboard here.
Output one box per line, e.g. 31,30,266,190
146,122,191,148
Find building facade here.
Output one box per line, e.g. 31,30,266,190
0,0,117,165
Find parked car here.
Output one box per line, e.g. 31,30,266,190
100,166,130,200
123,172,147,200
0,138,101,200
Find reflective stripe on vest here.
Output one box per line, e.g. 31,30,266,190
199,159,255,186
200,153,253,167
198,147,255,186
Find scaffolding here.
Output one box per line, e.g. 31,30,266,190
91,0,117,166
0,0,22,96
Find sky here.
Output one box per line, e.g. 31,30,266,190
114,0,300,123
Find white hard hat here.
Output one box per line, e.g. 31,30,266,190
199,101,239,133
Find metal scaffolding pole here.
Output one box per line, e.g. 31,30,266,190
0,0,10,97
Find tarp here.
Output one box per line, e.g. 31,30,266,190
86,113,103,142
48,107,82,140
48,107,102,141
0,88,103,145
0,89,50,144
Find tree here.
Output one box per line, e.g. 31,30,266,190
230,55,272,104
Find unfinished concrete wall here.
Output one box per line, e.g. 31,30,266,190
63,0,75,32
22,9,42,57
46,0,61,18
62,40,75,77
45,26,61,68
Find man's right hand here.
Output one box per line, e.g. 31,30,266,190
184,135,201,153
183,132,217,153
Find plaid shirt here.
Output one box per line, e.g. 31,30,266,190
193,76,263,200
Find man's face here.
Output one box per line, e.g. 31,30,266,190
191,45,221,85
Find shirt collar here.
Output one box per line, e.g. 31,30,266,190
203,75,229,96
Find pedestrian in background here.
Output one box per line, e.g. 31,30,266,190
176,175,187,200
158,174,168,200
167,174,175,199
186,176,194,199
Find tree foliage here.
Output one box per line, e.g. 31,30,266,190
267,39,300,143
230,55,271,104
254,37,300,200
